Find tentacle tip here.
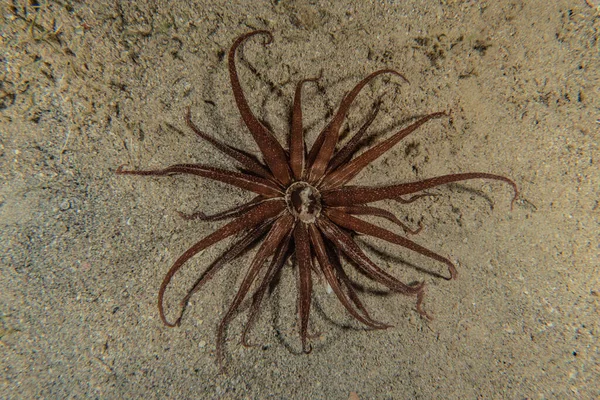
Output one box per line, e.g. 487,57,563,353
163,316,182,328
406,224,423,235
161,320,180,328
159,308,183,327
416,303,433,321
177,210,207,221
510,191,519,211
302,342,313,354
241,332,258,348
216,346,228,374
396,72,410,84
115,165,127,174
434,110,450,120
419,310,434,321
257,30,274,45
446,264,459,280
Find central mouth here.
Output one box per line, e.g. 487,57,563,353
285,181,322,223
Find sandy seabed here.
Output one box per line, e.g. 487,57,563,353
1,1,598,399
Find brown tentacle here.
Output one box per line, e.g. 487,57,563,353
307,69,409,184
323,173,519,207
303,123,327,180
325,208,458,280
241,230,292,347
308,224,390,329
322,112,446,189
216,214,294,372
228,30,292,185
185,107,274,181
293,222,314,354
116,164,283,197
177,195,264,221
330,205,422,235
326,100,381,173
290,79,318,180
157,199,285,327
178,217,274,314
317,215,424,295
327,247,378,321
395,192,438,204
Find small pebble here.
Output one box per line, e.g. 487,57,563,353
59,200,71,211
